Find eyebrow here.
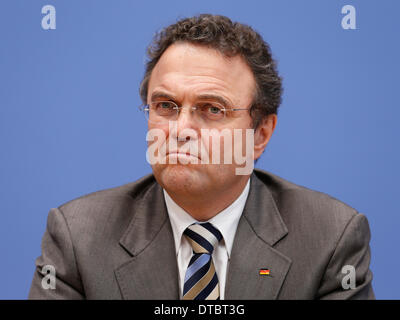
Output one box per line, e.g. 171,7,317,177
196,94,231,107
150,91,231,107
150,91,176,102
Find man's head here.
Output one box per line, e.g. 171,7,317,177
140,14,283,130
140,14,282,218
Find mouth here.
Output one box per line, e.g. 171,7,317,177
166,151,201,161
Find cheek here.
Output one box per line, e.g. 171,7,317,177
203,128,254,165
147,123,169,144
145,124,170,165
148,122,169,134
199,130,234,164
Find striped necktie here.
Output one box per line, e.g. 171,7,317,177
182,222,223,300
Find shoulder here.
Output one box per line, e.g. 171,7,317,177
59,173,156,213
252,169,374,299
253,168,361,237
54,173,158,238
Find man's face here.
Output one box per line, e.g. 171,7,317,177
146,42,263,198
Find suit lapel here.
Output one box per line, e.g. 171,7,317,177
225,171,292,300
114,181,179,299
114,170,291,299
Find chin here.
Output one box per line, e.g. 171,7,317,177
153,164,205,194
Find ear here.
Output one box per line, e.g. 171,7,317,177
253,114,277,160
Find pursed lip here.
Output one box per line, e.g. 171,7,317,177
166,150,201,160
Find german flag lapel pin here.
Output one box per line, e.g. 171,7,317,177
259,268,271,276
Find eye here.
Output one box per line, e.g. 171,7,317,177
157,101,174,109
197,102,226,120
152,101,177,116
209,106,222,114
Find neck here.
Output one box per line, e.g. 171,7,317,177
165,176,250,221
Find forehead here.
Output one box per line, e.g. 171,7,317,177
147,42,256,104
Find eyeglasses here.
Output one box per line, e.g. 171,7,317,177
141,100,249,125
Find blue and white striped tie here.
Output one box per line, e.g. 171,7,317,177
182,222,223,300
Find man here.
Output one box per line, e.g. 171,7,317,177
29,14,374,299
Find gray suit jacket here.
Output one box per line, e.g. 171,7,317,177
28,169,375,299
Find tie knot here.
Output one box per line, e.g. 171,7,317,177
184,222,223,254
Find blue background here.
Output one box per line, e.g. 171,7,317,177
1,0,399,299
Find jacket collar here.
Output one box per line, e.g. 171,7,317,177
115,170,291,299
225,170,292,299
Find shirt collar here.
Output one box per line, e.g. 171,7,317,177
163,177,251,259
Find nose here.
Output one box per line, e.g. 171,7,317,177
171,106,198,142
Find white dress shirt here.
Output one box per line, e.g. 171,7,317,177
163,178,250,299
